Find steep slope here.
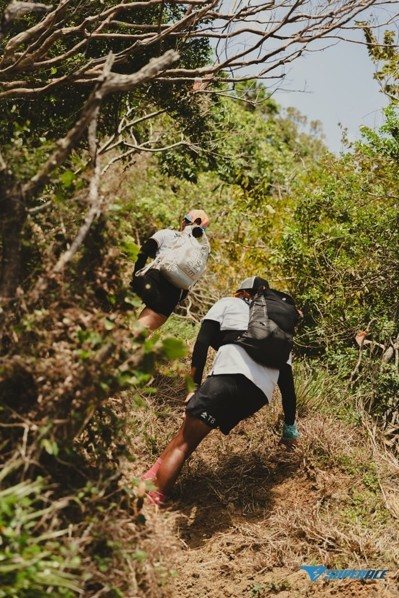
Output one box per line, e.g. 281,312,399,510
127,343,399,597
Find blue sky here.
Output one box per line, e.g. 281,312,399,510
272,37,388,153
228,5,396,154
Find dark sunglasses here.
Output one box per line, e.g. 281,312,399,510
183,214,205,231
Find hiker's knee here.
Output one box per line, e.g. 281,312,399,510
137,307,167,330
180,414,211,453
174,443,193,461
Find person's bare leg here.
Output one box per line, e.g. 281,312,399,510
137,306,168,331
142,429,185,481
155,414,212,495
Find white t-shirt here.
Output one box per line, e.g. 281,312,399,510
204,296,290,402
151,229,180,258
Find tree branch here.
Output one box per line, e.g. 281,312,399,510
0,169,25,300
21,49,179,201
53,113,102,274
1,0,394,99
0,49,179,299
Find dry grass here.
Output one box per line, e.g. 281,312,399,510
121,360,399,597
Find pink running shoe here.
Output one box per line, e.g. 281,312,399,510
147,489,166,506
142,458,162,481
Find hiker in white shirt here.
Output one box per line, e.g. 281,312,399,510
131,209,210,330
142,276,301,505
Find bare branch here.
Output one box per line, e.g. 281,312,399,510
0,176,25,300
1,0,52,31
1,0,395,99
21,49,179,201
0,48,180,299
0,151,8,172
53,113,102,274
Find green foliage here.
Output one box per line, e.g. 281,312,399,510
161,315,198,343
0,467,82,596
276,110,399,441
363,26,399,102
279,127,399,352
359,105,399,160
120,236,140,262
111,89,327,312
0,0,212,194
161,337,187,360
159,81,326,193
1,10,398,591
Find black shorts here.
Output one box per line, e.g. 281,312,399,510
132,268,182,317
186,374,268,435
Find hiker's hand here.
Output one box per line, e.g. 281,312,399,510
282,422,300,441
184,391,195,404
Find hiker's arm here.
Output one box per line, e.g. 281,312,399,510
278,363,296,425
133,238,158,275
191,319,220,387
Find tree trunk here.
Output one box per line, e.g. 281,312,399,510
0,173,26,300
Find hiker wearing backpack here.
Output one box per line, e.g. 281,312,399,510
143,276,301,504
131,209,210,330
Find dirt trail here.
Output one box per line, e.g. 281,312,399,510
144,401,398,597
131,373,399,598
